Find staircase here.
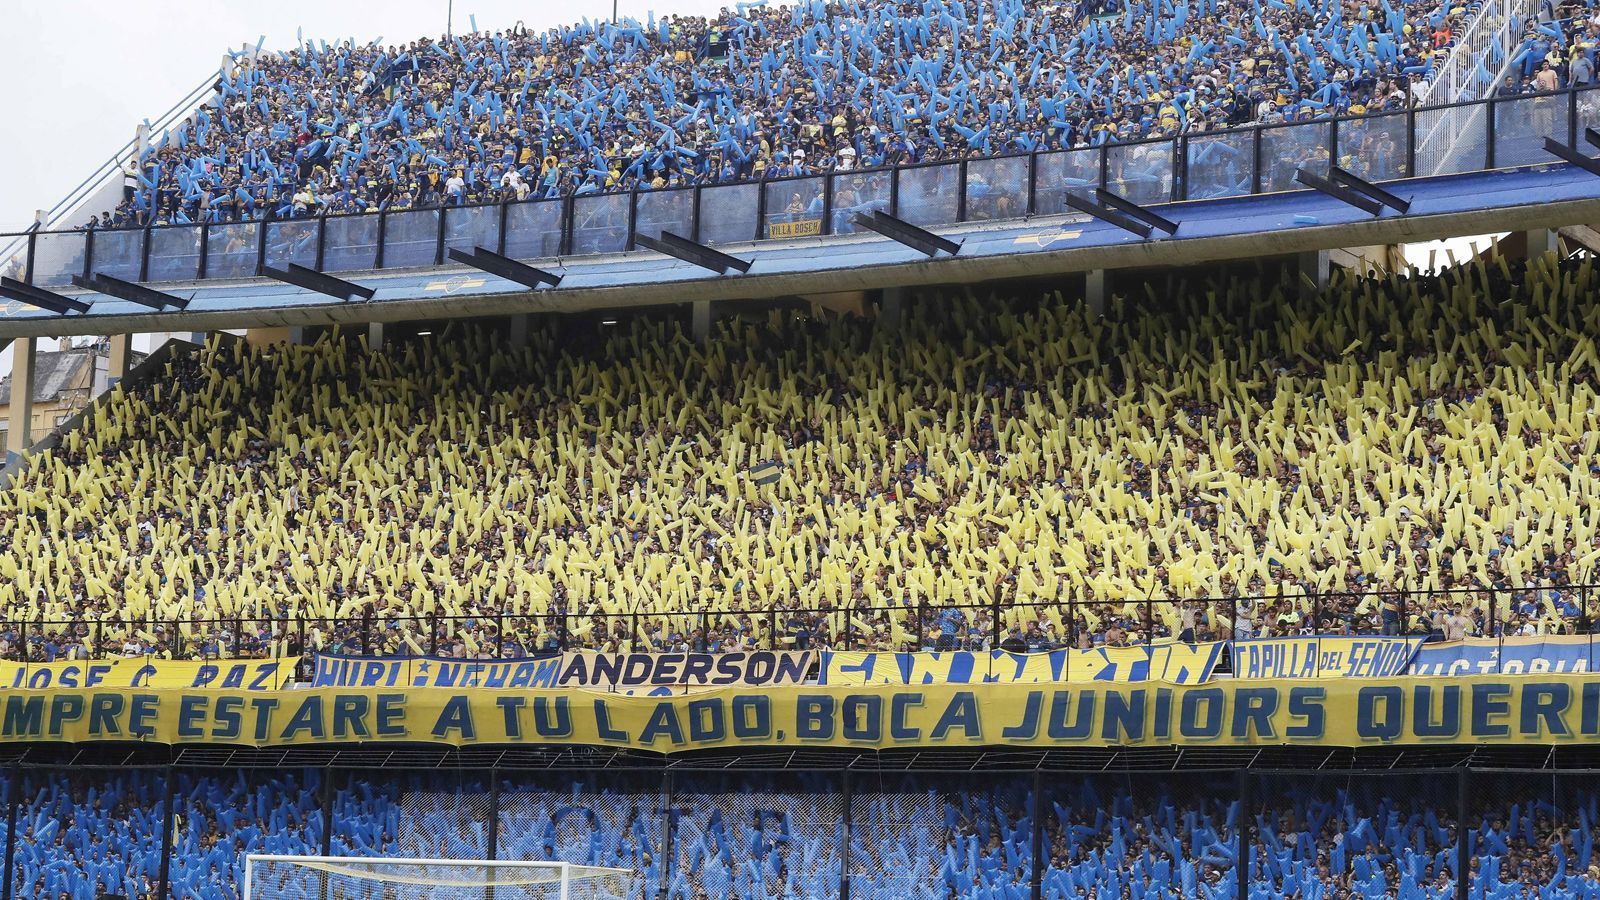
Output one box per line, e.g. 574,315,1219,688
1413,0,1540,176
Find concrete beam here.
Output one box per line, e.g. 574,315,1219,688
1298,250,1330,299
1085,270,1107,315
107,334,134,387
877,287,903,329
6,337,37,461
1558,224,1600,255
691,300,712,343
1524,228,1559,258
1328,244,1405,277
507,314,529,348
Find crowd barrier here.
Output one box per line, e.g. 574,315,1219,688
6,765,1593,899
5,584,1594,666
6,85,1600,293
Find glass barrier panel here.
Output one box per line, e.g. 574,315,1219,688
1261,121,1331,191
29,231,88,288
764,177,826,240
830,170,892,234
895,163,961,227
965,155,1029,221
570,193,630,255
382,208,441,268
147,226,202,281
1414,103,1488,176
90,228,146,282
1493,93,1567,168
1577,87,1600,146
322,214,379,272
696,183,759,244
1184,131,1253,200
1034,148,1101,215
204,222,260,279
1107,139,1174,204
1336,112,1410,181
634,187,695,240
502,199,564,259
443,203,501,256
0,237,26,285
262,219,319,272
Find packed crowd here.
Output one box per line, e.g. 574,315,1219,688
1500,0,1600,95
87,0,1464,230
9,769,1600,898
3,254,1600,660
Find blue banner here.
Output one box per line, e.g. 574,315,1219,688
1410,636,1596,676
1229,636,1425,679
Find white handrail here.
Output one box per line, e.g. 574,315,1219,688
1414,0,1541,175
1416,0,1525,107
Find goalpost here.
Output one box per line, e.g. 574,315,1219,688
242,856,635,900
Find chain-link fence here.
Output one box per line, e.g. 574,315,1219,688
2,765,1597,899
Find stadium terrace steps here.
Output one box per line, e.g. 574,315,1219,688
0,255,1597,655
0,336,205,490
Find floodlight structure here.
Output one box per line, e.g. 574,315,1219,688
632,231,753,274
72,273,191,310
0,277,90,314
848,210,961,257
447,247,563,288
1295,166,1412,216
1545,137,1600,178
262,263,376,302
1059,191,1164,239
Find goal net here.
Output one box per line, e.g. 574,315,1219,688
243,856,634,900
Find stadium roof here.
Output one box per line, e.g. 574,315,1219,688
0,163,1594,338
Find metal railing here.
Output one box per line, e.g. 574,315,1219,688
0,70,223,271
2,583,1591,668
1414,0,1530,107
3,84,1598,298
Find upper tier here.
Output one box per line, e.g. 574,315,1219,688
99,0,1477,229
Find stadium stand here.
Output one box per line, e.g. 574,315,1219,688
94,0,1476,229
11,767,1600,898
1,254,1597,659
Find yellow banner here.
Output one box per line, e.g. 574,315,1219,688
3,676,1599,749
768,217,822,239
0,658,291,691
820,645,1221,685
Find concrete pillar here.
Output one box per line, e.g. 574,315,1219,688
878,287,904,330
1298,250,1329,299
507,314,529,348
1085,269,1107,315
691,301,712,343
1523,228,1558,259
107,334,134,388
366,321,385,351
6,337,37,462
287,327,309,345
